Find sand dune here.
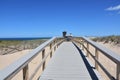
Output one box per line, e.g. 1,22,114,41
0,50,32,80
0,48,49,80
0,49,32,70
0,42,120,80
97,42,120,55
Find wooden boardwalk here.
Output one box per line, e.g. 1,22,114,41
39,42,92,80
1,37,119,80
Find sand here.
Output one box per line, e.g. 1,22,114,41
0,42,120,80
0,50,32,70
97,42,120,55
92,42,120,80
80,41,120,80
0,50,32,80
0,45,52,80
0,49,45,80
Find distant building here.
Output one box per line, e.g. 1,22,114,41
62,31,67,37
62,32,73,41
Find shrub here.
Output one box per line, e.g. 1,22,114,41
91,35,120,44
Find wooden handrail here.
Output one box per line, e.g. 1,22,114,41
1,36,119,80
29,39,64,80
0,37,64,80
82,37,120,64
73,36,120,80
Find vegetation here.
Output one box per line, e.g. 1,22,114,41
0,40,21,47
92,35,120,44
0,39,47,55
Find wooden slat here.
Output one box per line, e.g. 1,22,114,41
39,42,92,80
0,37,56,80
82,37,120,64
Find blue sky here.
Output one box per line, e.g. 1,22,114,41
0,0,120,37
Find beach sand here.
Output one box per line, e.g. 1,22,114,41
0,50,32,70
93,42,120,80
0,45,52,80
0,42,120,80
81,41,120,80
0,50,32,80
0,49,45,80
97,42,120,55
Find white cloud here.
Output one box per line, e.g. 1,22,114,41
118,11,120,14
106,4,120,11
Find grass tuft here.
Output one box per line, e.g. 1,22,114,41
92,35,120,44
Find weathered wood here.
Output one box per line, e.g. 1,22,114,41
39,42,92,80
82,37,120,64
42,49,45,71
95,48,99,70
50,51,52,58
81,44,115,80
50,43,52,49
54,46,56,51
23,65,29,80
87,42,89,57
82,43,84,51
117,63,120,80
75,37,120,80
0,37,57,80
1,36,120,80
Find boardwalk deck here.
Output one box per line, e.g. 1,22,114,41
39,42,92,80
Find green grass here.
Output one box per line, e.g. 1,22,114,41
0,39,47,48
0,40,21,47
92,35,120,44
0,39,48,55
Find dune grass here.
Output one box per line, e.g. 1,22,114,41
92,35,120,44
0,39,47,55
0,39,47,48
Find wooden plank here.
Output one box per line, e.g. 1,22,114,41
0,37,56,80
82,37,120,63
23,65,29,80
39,42,92,80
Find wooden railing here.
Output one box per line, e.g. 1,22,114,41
1,36,120,80
73,37,120,80
0,37,64,80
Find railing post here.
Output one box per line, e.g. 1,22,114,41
87,42,89,57
50,43,52,50
54,46,56,51
79,40,82,48
50,51,52,58
23,65,29,80
57,42,60,47
54,40,55,45
82,40,84,51
95,48,99,70
42,49,45,71
116,63,120,80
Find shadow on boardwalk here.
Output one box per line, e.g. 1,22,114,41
73,43,99,80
